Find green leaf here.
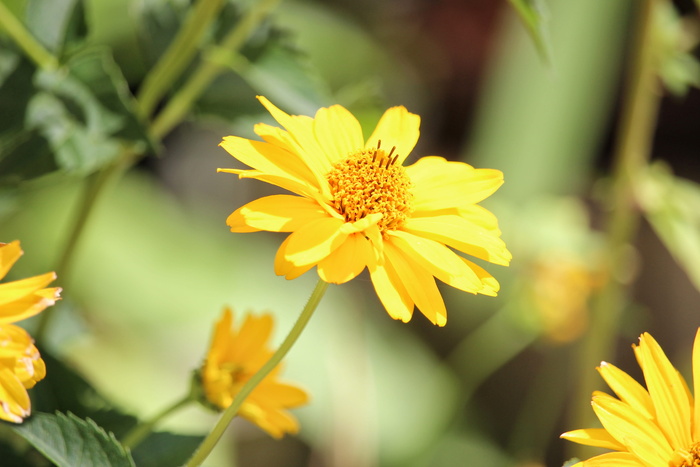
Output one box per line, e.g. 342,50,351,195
30,350,138,438
24,47,151,175
25,0,87,54
0,52,58,184
12,412,135,467
507,0,552,64
130,432,204,467
638,163,700,293
654,2,700,96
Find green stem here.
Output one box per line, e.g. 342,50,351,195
122,392,196,449
35,149,137,342
185,279,329,467
569,0,661,441
137,0,226,118
150,0,283,139
0,1,58,70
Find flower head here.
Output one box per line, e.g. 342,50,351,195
199,307,308,438
0,240,60,423
561,330,700,466
0,241,61,324
0,324,46,423
219,97,510,326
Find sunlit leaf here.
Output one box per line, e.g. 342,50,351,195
654,2,700,95
12,412,135,467
25,0,87,54
638,163,700,294
506,0,552,64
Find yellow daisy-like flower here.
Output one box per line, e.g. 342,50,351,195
0,241,61,324
200,307,309,438
561,330,700,466
219,97,511,326
0,240,61,423
0,324,46,423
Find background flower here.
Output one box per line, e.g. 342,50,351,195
200,307,308,438
0,241,59,423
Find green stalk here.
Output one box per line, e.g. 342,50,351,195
35,150,137,342
0,1,57,70
185,279,329,467
150,0,282,139
569,0,661,441
137,0,226,118
122,392,196,449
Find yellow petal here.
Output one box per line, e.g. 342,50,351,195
0,272,58,307
694,328,700,440
253,380,310,407
226,195,329,233
284,217,349,267
0,367,30,423
597,361,655,420
217,168,324,203
274,236,315,280
636,332,693,449
384,241,447,326
387,230,482,293
0,288,62,324
560,428,627,451
0,241,22,280
369,260,413,323
256,96,332,184
459,257,500,296
317,233,372,284
229,314,274,365
592,393,672,465
404,215,512,266
406,156,504,210
313,105,364,164
365,106,420,165
577,452,644,466
219,136,319,190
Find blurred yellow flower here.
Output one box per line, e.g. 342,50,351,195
529,256,604,344
561,330,700,466
0,241,61,324
0,240,61,423
0,324,46,423
219,97,510,326
200,307,308,438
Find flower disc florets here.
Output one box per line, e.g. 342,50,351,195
676,444,700,467
326,144,413,232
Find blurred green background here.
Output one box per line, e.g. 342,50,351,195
2,0,700,465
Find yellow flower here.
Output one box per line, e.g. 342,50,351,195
200,307,308,438
219,97,510,326
561,330,700,466
0,324,46,423
0,240,60,423
0,241,62,324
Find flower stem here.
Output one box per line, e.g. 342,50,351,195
0,2,58,70
185,279,329,467
136,0,226,118
121,392,196,449
35,150,137,342
149,0,282,139
569,0,661,438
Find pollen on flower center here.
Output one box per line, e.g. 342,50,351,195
326,143,413,232
674,443,700,467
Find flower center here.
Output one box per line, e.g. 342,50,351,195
326,142,413,232
673,443,700,467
